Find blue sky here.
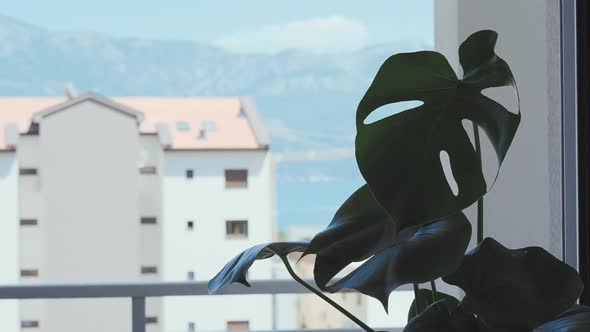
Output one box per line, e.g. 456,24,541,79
1,0,433,53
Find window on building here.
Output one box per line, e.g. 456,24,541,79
139,166,157,175
20,320,39,328
187,271,195,280
202,120,217,132
226,220,248,238
141,266,158,274
225,169,248,188
20,219,38,226
140,217,157,225
188,322,196,332
176,121,191,131
145,316,158,324
20,269,39,277
186,169,194,179
227,321,249,331
187,220,194,230
19,168,37,175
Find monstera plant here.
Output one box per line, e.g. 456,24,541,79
208,30,588,331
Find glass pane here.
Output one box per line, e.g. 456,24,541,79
0,1,567,332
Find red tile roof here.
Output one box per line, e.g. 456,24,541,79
0,95,269,151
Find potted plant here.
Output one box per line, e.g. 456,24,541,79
208,30,589,331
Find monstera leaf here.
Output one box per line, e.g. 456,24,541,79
304,184,417,288
208,242,308,294
355,29,520,228
403,300,478,332
443,238,584,330
533,305,590,332
323,213,471,310
408,289,460,322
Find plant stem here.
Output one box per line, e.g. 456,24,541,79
280,256,375,332
473,123,484,244
413,283,421,315
430,280,438,302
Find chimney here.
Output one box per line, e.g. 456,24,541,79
65,83,77,100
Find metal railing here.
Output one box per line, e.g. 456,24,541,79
0,280,405,332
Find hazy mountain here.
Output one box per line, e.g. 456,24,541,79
0,14,432,228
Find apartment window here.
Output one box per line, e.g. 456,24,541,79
188,322,196,332
19,168,37,176
145,316,158,324
20,219,38,226
140,217,157,225
141,266,158,274
202,120,217,132
187,271,195,280
20,320,39,328
225,169,248,188
139,166,157,175
186,169,194,179
227,321,249,331
187,220,194,230
20,269,39,277
226,220,248,238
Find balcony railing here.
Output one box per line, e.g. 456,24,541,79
0,280,405,332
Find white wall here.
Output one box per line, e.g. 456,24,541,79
161,150,274,331
435,0,562,257
0,153,19,332
139,135,163,332
39,100,141,332
427,0,565,324
366,291,415,329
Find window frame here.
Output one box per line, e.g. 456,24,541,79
225,169,248,188
19,168,38,176
225,220,248,239
20,269,39,278
140,266,158,275
139,166,157,175
570,0,590,304
20,219,38,226
140,217,157,225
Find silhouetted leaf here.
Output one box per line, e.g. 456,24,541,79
533,305,590,332
304,184,418,288
324,213,471,311
403,300,478,332
556,305,590,319
408,289,460,322
443,238,584,330
355,30,520,228
208,242,308,294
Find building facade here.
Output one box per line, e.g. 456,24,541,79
0,93,275,332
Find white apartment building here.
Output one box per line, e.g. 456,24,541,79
0,93,276,332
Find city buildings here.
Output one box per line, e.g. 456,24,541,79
0,92,275,332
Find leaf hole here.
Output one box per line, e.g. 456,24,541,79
440,150,459,196
364,100,424,125
481,86,519,114
461,119,476,149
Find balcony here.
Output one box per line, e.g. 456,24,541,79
0,280,403,332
